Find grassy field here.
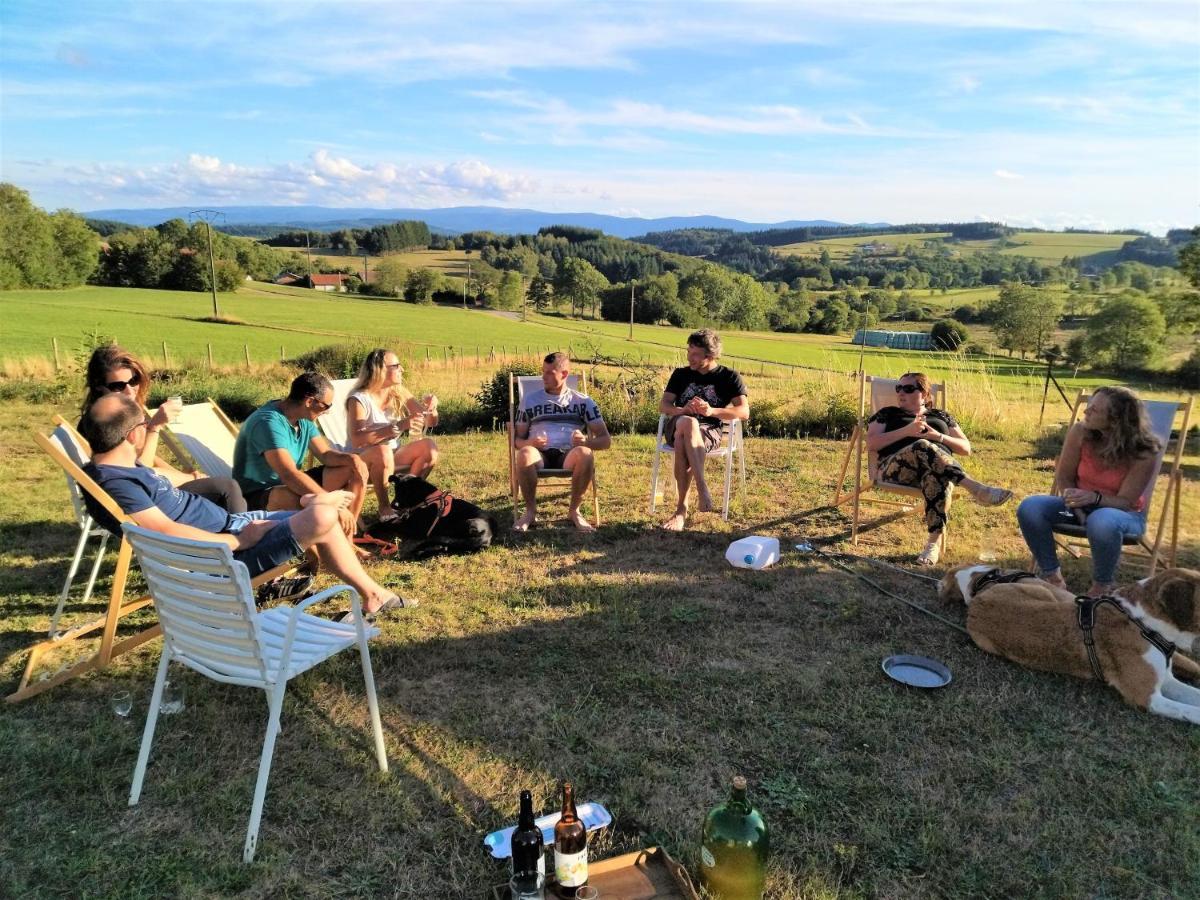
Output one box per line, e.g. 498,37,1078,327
308,248,473,286
774,231,1132,265
1,390,1197,897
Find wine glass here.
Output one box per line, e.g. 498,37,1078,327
112,690,132,720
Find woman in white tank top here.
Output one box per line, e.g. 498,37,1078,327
346,348,439,520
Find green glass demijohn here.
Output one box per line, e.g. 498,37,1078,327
699,776,769,900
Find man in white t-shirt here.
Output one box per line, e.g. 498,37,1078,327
512,351,611,532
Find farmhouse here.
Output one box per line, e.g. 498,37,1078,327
305,273,349,292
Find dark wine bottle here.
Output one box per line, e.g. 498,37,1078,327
699,775,769,900
552,781,588,898
511,789,545,877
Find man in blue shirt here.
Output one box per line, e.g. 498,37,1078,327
80,393,415,619
233,372,368,530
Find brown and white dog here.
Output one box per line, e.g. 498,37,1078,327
939,565,1200,724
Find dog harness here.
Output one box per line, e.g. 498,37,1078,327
392,489,455,539
970,568,1040,595
1074,595,1176,682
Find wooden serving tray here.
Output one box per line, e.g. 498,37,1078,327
493,846,699,900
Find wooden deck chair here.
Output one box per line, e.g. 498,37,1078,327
156,399,240,479
122,524,387,863
8,429,296,704
315,378,359,451
507,373,601,525
648,416,746,521
1047,392,1192,575
43,421,112,639
833,373,952,551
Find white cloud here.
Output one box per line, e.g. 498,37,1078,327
994,169,1022,180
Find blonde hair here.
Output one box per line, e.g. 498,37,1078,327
350,348,409,416
1086,386,1160,466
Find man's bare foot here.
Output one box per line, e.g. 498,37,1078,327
696,489,714,513
568,510,596,532
512,509,536,532
662,511,687,531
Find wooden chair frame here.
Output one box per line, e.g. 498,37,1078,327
156,398,240,479
833,373,952,552
507,372,601,525
1046,391,1191,576
8,421,293,704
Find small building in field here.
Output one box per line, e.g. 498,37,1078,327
306,273,348,292
273,271,303,285
852,329,935,350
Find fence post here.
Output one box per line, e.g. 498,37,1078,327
207,343,214,369
162,341,169,367
280,345,285,362
244,344,251,369
490,346,495,361
426,347,431,363
443,346,449,365
51,337,61,372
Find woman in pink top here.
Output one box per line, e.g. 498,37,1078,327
1017,386,1160,596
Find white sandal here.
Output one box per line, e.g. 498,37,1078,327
916,540,941,566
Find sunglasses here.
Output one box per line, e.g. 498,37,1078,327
385,362,403,371
105,373,142,392
310,397,332,413
894,384,922,395
124,417,151,437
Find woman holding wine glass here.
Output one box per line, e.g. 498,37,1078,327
346,348,439,520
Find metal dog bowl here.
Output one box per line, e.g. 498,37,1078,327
882,654,952,688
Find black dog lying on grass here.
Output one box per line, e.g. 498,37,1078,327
365,474,497,559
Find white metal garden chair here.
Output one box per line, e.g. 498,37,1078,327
122,524,389,863
648,415,746,521
45,422,111,638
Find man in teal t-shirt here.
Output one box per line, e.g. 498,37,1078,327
233,372,369,528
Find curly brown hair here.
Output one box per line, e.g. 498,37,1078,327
1086,386,1160,466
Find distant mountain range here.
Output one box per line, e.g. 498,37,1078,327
81,204,889,238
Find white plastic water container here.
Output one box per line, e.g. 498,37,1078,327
726,535,780,570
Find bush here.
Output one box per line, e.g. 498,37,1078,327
291,342,374,379
931,318,969,351
473,363,541,426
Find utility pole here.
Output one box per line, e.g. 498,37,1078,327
189,209,225,319
628,280,636,340
464,259,471,310
361,246,368,284
305,231,313,283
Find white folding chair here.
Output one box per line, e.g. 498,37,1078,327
833,373,952,552
45,422,111,638
158,399,240,479
648,415,746,521
1048,392,1192,575
122,524,388,863
315,378,359,451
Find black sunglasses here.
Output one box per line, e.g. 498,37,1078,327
105,373,142,392
894,384,921,394
310,397,332,413
124,417,151,437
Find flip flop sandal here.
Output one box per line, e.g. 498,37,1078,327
255,574,315,605
973,486,1014,507
333,595,419,624
353,534,401,557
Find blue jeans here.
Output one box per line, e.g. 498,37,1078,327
1016,494,1145,585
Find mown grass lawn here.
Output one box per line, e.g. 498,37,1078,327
1,396,1197,898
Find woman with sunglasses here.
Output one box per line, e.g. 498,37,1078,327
81,345,247,512
866,372,1012,565
1017,386,1159,597
346,348,439,520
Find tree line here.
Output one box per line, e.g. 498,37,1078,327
0,184,98,290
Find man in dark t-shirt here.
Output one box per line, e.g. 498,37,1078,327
659,329,749,531
78,394,416,620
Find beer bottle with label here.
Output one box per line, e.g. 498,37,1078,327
699,776,769,900
553,782,588,898
511,789,545,878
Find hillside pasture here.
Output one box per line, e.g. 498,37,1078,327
774,230,1133,265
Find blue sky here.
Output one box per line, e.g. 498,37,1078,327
2,0,1197,232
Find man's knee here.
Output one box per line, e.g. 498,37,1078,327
566,446,593,470
674,416,698,439
516,446,541,468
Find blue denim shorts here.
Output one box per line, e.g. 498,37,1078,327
228,510,303,578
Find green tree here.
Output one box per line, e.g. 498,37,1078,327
0,183,101,289
527,275,553,311
403,268,439,303
1063,334,1088,375
495,270,524,310
1084,291,1167,370
372,257,408,297
986,283,1063,357
554,257,608,318
1178,227,1200,288
1156,290,1200,334
930,318,968,351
